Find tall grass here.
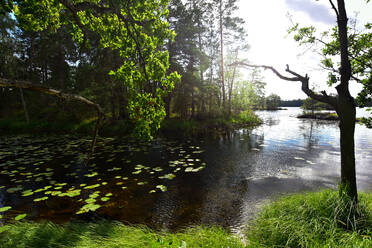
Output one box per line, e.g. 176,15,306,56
0,221,244,248
245,190,372,247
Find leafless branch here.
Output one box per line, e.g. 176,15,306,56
329,0,339,18
232,62,338,108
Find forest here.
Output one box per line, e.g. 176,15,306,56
0,0,287,140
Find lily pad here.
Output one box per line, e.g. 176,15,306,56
34,196,48,202
156,185,167,192
15,214,27,221
0,206,12,212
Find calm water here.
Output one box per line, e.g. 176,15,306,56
0,107,372,231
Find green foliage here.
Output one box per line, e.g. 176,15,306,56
245,190,372,247
265,94,281,110
0,221,244,248
231,110,262,126
302,97,332,112
2,0,181,140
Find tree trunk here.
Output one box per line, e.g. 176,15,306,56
19,88,30,123
336,0,357,201
164,92,171,119
219,0,226,111
110,80,117,120
336,95,357,201
228,50,238,116
191,90,195,119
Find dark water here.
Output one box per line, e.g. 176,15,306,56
1,107,372,231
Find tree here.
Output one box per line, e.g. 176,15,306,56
0,0,180,140
302,97,320,114
302,97,332,114
266,94,281,110
236,0,371,202
212,0,245,112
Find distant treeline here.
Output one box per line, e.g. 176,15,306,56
280,99,372,108
280,99,304,107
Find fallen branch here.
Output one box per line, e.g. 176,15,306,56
0,78,106,165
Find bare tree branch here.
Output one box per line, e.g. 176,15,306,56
231,62,299,81
232,62,338,108
329,0,339,17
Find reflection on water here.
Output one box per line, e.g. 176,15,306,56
0,107,372,231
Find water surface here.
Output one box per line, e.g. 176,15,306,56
0,107,371,231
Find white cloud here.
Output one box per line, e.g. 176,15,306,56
285,0,336,24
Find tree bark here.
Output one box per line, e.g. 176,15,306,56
336,97,357,200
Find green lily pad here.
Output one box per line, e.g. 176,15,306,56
0,206,12,212
159,173,176,180
15,214,27,221
34,196,48,202
156,185,167,192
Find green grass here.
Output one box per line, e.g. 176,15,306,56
245,190,372,248
0,221,244,248
2,190,372,247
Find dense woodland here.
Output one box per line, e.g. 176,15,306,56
0,0,285,137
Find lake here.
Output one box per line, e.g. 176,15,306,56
0,107,371,231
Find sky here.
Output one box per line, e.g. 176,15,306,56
237,0,372,100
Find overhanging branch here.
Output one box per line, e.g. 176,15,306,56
0,78,106,165
232,62,338,108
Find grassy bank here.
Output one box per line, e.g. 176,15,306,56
245,190,372,247
0,221,244,248
2,190,372,247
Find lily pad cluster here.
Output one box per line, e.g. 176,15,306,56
0,135,207,221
